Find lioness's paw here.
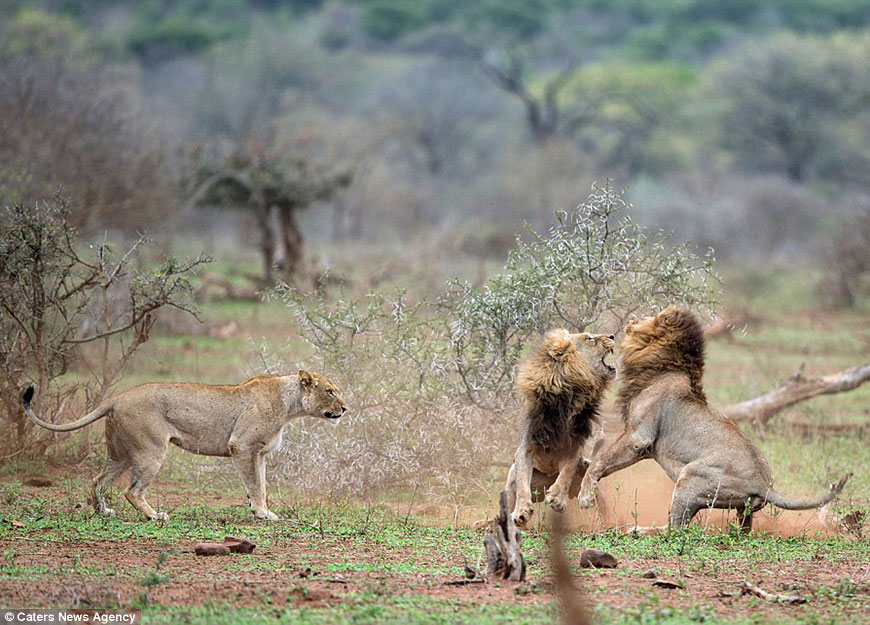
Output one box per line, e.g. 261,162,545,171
255,510,280,521
511,502,534,527
151,512,170,522
545,492,567,513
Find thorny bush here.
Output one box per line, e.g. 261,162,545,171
274,185,719,499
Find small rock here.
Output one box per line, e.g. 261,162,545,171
24,477,54,487
579,548,618,569
641,569,657,579
194,542,231,556
223,536,256,554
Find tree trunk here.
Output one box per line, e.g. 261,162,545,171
277,205,304,281
254,203,275,285
721,364,870,425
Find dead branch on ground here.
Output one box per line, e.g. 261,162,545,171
722,364,870,425
483,491,526,581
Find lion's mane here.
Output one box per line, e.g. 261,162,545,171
618,306,706,417
516,329,610,452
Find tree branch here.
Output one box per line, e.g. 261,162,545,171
722,363,870,424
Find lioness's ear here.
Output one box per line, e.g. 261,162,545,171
298,369,313,387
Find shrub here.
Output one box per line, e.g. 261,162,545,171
272,185,718,498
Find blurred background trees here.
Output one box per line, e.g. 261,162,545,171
1,0,869,292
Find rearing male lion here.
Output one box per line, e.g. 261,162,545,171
506,329,616,527
578,306,851,529
22,370,348,521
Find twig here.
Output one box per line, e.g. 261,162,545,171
740,580,806,604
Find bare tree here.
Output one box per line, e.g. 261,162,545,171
187,144,351,284
0,197,209,456
482,50,583,143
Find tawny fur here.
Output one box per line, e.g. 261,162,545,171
507,329,615,527
22,370,348,522
579,307,851,530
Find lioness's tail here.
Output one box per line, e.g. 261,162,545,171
21,386,111,432
763,472,852,510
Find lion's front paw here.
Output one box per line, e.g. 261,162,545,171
577,489,596,509
151,511,170,522
511,502,534,527
255,509,280,521
545,489,567,513
101,507,116,518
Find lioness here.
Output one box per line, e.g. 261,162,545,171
578,307,851,530
507,329,616,527
22,370,347,521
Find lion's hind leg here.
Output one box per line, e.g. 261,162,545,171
668,461,718,528
544,448,584,513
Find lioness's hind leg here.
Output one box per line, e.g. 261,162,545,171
93,423,131,518
92,457,130,518
125,445,169,521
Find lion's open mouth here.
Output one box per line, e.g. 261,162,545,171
600,351,616,374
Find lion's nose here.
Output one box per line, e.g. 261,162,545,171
608,334,615,340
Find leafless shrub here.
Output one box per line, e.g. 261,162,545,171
0,197,210,457
270,185,718,498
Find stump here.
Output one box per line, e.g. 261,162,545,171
484,491,526,581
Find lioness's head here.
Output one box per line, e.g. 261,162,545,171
298,369,348,419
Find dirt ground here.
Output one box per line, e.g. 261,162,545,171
1,479,868,623
2,530,868,620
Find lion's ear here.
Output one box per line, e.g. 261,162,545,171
657,306,680,326
298,369,314,387
544,330,576,361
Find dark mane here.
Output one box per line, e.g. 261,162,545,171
526,388,601,452
618,307,706,419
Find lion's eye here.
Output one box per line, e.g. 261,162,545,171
327,389,335,397
585,336,594,341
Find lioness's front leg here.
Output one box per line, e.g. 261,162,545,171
511,434,535,527
544,446,585,513
578,428,654,508
230,441,278,521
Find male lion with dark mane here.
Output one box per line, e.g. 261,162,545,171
578,306,851,530
506,329,616,527
22,370,347,521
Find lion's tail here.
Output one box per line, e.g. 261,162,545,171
762,472,852,510
22,386,111,432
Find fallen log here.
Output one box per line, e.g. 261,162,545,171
721,364,870,425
